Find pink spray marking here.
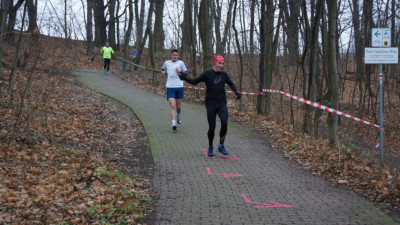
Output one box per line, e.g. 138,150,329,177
202,148,240,160
206,167,244,177
241,194,293,208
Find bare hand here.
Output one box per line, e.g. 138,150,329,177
175,67,181,73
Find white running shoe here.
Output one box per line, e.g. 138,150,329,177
177,115,182,124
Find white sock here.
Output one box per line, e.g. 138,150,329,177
172,120,176,126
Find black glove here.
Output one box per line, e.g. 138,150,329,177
178,72,188,80
236,92,241,100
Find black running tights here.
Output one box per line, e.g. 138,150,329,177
104,58,111,71
206,104,228,146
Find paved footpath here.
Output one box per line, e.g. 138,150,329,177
75,69,396,225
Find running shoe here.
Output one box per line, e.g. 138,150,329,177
107,71,110,75
207,146,214,157
172,125,177,130
103,69,106,73
218,144,229,155
177,115,182,124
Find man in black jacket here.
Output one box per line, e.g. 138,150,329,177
179,55,241,157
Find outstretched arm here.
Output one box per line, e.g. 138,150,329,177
178,72,205,85
226,75,241,99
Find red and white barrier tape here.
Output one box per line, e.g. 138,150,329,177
263,89,381,129
185,86,259,95
185,85,207,91
184,85,379,128
226,90,259,95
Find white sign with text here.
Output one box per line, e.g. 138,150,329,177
365,48,398,64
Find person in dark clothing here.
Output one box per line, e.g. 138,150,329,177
179,55,241,157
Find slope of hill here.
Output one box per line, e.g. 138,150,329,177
0,35,154,223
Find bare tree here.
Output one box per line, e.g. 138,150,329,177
108,0,116,49
249,0,256,55
93,0,107,47
390,0,397,80
232,0,243,111
260,0,275,115
86,0,94,57
115,0,128,50
6,0,24,45
135,0,154,67
181,0,193,53
326,0,339,147
213,0,234,55
303,0,322,133
63,0,69,47
135,0,145,58
0,0,10,79
122,0,133,62
153,0,165,52
199,0,212,70
257,0,267,114
282,0,300,66
26,0,37,32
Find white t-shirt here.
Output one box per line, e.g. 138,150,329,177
162,60,187,88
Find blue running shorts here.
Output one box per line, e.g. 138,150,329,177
166,87,184,100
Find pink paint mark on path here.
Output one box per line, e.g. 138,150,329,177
202,148,240,160
206,167,244,177
241,194,294,208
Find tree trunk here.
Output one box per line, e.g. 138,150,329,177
249,0,256,55
327,0,339,147
9,2,27,92
390,0,397,79
284,0,300,66
214,0,234,55
26,0,37,32
122,0,133,61
86,0,94,57
181,0,193,54
199,0,213,70
303,0,321,133
135,0,145,56
93,0,107,47
257,0,266,114
136,0,153,67
153,0,164,52
232,0,243,111
263,0,275,115
115,0,127,50
0,0,10,80
64,0,69,47
6,0,24,45
145,0,155,68
108,0,116,49
362,0,374,112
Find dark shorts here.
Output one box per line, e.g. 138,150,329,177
166,88,184,100
104,58,111,65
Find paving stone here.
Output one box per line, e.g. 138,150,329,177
77,69,397,225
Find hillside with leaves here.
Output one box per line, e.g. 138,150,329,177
1,35,153,224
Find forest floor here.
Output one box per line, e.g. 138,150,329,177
0,35,399,223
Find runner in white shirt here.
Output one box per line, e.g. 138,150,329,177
161,49,188,130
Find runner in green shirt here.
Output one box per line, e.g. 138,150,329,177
101,42,114,74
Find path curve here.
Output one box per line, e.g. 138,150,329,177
75,69,395,225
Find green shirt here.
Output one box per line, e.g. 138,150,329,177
101,46,114,59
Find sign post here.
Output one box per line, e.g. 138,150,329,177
366,28,398,167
